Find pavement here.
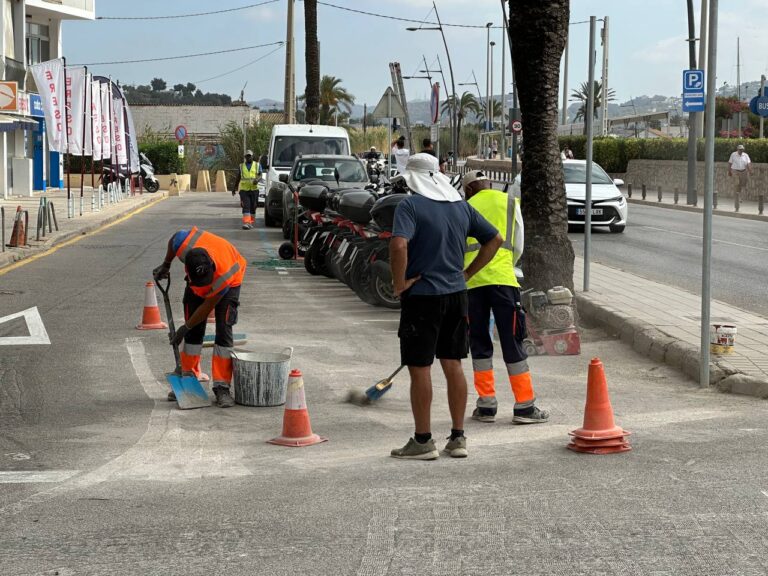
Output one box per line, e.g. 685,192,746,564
0,186,166,269
626,187,767,222
3,193,768,574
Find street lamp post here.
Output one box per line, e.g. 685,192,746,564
485,22,493,133
490,41,496,136
406,2,458,168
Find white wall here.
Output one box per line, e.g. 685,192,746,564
131,105,259,138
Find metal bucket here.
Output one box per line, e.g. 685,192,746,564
710,324,737,355
232,347,293,407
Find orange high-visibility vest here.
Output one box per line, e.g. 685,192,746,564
175,226,247,298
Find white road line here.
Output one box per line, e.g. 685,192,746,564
125,337,169,400
356,504,397,576
0,307,51,346
0,471,79,484
639,225,768,252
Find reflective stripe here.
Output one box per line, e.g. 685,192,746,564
505,360,529,376
183,343,203,356
179,229,203,263
514,398,536,410
476,396,498,410
466,243,480,253
472,358,493,372
204,262,241,297
464,195,517,252
213,344,233,358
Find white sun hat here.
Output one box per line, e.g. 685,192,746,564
401,153,462,202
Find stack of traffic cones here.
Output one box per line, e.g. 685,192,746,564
567,358,631,454
7,206,26,248
136,281,168,330
268,369,327,447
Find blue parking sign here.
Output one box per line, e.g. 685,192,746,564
682,69,705,113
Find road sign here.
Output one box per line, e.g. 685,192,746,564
372,87,406,119
511,120,522,134
749,87,768,118
682,69,705,113
0,81,18,111
430,82,440,124
178,144,185,158
174,125,188,142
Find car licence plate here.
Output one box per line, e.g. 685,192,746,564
576,208,604,216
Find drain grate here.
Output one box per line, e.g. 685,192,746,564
251,258,304,271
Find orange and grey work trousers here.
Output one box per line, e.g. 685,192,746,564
468,285,536,415
180,284,240,389
239,190,258,225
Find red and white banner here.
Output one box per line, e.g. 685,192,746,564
29,58,67,153
100,82,111,160
65,66,88,156
112,97,127,164
90,79,102,161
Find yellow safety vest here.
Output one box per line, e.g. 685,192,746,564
239,162,259,191
464,188,523,289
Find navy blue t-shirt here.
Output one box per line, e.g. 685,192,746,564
392,195,498,296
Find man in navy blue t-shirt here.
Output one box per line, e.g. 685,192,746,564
389,153,502,461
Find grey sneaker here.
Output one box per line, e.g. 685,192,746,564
443,435,468,458
512,406,550,425
471,407,496,423
242,223,252,230
390,438,439,460
213,385,235,408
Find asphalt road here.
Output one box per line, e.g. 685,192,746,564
3,194,768,574
570,204,768,317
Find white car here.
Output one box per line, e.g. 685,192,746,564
512,159,628,233
257,175,266,207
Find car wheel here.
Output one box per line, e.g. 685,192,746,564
609,224,625,234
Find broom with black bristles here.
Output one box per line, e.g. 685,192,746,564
346,365,404,406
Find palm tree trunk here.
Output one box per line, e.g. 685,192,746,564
508,0,574,292
304,0,320,125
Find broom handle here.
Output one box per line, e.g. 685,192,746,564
388,365,405,381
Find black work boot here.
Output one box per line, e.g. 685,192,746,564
213,385,235,408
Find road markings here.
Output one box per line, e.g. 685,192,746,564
0,306,50,346
0,470,79,484
639,225,768,252
356,504,397,576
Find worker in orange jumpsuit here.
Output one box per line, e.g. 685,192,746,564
153,227,246,407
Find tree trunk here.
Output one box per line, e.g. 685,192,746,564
304,0,320,125
508,0,574,292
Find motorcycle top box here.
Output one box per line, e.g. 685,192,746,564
298,184,329,212
337,190,377,224
370,193,408,231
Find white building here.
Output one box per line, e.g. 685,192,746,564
1,0,95,199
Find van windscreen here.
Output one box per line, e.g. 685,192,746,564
272,136,349,167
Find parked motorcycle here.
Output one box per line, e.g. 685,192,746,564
99,153,160,193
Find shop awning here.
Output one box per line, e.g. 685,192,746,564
0,115,39,132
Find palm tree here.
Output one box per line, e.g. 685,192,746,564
571,80,616,123
318,75,355,125
442,91,480,155
304,0,320,124
477,100,504,128
509,0,573,292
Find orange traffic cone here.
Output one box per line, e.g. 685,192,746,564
567,358,631,454
7,206,26,248
136,281,168,330
268,369,327,447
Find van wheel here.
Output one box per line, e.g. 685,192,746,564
264,210,276,227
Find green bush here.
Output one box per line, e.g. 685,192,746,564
140,141,186,174
557,136,768,173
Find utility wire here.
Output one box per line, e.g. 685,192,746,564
317,1,504,29
97,0,279,20
195,44,285,84
72,41,284,66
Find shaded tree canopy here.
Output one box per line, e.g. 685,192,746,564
124,78,233,106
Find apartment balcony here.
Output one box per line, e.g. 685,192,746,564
26,0,95,21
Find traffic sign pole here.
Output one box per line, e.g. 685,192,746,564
583,16,596,293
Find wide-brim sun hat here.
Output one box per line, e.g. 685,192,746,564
401,153,463,202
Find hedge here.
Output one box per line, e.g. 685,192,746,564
140,141,186,174
557,136,768,173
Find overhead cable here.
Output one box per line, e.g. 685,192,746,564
72,41,284,66
97,0,279,20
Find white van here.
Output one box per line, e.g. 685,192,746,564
263,124,351,226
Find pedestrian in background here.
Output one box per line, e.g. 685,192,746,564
492,139,498,159
391,136,410,174
421,138,447,173
153,227,247,408
462,170,549,425
728,144,752,201
563,145,574,159
232,150,260,230
389,153,503,461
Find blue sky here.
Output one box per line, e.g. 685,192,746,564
63,1,768,109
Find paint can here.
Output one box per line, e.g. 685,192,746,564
710,324,737,355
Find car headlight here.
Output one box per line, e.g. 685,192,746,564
595,196,624,204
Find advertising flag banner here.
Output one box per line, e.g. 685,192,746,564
66,66,87,156
113,97,127,164
100,82,112,160
29,58,67,153
83,73,93,156
90,79,102,161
